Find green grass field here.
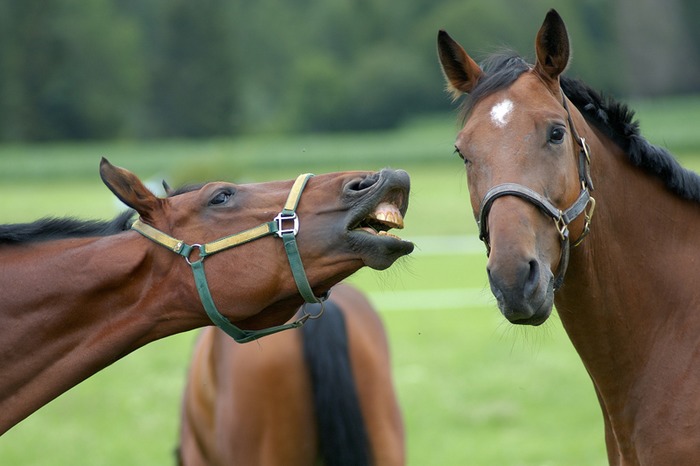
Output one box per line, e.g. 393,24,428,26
1,100,700,465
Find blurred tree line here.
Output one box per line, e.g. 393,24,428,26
0,0,698,141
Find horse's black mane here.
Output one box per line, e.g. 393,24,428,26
0,209,135,244
0,181,207,245
462,52,700,203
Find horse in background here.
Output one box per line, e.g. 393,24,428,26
439,9,700,465
178,283,405,466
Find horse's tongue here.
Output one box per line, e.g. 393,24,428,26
368,202,404,229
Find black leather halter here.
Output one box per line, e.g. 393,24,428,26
477,95,596,290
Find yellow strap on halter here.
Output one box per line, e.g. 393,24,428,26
283,173,313,212
131,174,314,258
131,219,185,253
203,223,276,255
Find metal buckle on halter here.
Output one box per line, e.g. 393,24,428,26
580,137,591,164
584,196,596,226
554,213,569,242
274,212,299,237
572,196,596,247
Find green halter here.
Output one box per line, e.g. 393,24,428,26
131,173,326,343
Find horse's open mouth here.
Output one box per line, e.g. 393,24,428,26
354,200,405,239
346,175,413,270
349,188,409,241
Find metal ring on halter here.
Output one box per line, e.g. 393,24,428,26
185,244,205,265
301,299,326,320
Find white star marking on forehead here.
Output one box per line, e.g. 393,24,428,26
490,99,514,128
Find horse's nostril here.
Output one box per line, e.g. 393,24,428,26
524,259,540,298
348,173,380,192
486,265,505,302
487,259,540,301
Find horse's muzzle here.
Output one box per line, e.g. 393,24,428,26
343,169,413,269
487,256,554,325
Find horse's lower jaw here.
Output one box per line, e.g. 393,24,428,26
347,230,414,270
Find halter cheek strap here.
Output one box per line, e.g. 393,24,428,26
131,173,327,343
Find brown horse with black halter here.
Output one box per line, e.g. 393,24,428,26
178,282,404,466
0,159,413,435
439,9,700,465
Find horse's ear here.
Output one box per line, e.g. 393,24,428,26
162,179,173,196
99,157,163,222
534,9,570,87
437,30,483,99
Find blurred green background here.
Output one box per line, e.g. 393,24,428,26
1,0,700,465
0,0,698,141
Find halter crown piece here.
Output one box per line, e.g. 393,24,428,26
131,173,327,343
477,94,596,290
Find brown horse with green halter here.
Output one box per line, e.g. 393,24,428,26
0,159,413,435
439,9,700,465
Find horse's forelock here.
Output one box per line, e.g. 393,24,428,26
458,52,530,122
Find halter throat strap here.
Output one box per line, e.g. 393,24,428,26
477,93,596,290
131,173,326,343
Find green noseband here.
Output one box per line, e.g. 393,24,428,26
131,173,327,343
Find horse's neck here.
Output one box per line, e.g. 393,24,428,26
555,130,700,390
0,235,198,433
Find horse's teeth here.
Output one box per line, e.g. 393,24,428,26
377,230,403,240
369,202,404,229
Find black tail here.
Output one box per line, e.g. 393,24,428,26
301,300,371,466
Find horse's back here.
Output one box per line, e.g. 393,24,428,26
178,283,404,466
324,284,405,466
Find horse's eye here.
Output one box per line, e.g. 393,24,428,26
549,126,566,144
209,190,232,206
454,147,469,165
